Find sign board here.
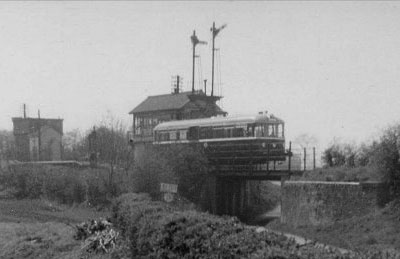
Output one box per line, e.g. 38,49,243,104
160,183,178,194
163,193,174,203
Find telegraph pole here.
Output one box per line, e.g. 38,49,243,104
37,110,41,161
313,147,316,170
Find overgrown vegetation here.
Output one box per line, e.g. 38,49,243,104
2,165,114,207
300,166,383,182
0,143,211,209
247,181,281,217
270,199,400,256
111,192,397,259
321,124,400,197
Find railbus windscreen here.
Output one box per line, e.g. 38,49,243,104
253,123,284,138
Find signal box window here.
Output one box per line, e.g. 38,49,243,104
180,130,187,140
170,131,177,140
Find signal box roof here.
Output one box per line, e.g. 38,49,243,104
154,114,284,131
129,91,224,115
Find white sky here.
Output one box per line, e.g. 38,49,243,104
1,2,400,150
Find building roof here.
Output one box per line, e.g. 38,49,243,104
129,91,223,114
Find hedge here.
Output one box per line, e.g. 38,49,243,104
111,193,378,259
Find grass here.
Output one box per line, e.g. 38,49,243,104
0,197,111,259
0,198,108,224
296,166,383,182
268,201,400,254
0,221,81,259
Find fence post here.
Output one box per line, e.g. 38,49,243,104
266,144,270,172
313,147,316,170
303,147,306,171
288,141,291,172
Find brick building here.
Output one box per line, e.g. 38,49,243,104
12,117,63,161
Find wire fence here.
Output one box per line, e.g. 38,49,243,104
272,147,322,171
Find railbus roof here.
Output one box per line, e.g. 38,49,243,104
154,114,284,131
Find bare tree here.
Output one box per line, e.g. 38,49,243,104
294,133,318,149
62,129,85,160
91,114,132,194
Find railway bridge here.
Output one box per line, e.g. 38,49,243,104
205,160,307,218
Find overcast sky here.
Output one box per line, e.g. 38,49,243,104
1,1,400,149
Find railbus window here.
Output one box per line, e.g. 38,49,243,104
247,125,254,137
199,128,207,139
277,124,283,138
233,127,245,137
255,125,265,137
214,128,225,138
188,127,199,140
206,128,213,139
224,127,233,138
267,124,275,137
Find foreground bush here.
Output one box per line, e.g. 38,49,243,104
112,193,379,259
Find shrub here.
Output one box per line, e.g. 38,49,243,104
299,166,383,182
3,165,119,207
42,168,86,204
322,141,357,168
130,144,210,203
6,165,44,198
322,124,400,199
112,192,363,259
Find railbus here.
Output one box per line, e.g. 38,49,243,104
153,112,288,169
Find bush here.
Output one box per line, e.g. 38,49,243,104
300,166,383,182
322,141,357,168
130,144,210,203
3,165,120,207
246,181,281,219
112,192,365,259
321,124,400,200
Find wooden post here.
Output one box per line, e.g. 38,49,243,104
288,141,292,172
37,110,41,161
266,144,270,172
303,147,306,171
313,147,316,170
